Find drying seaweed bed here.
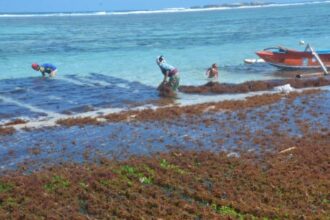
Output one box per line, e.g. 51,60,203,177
0,89,316,131
55,90,320,127
3,119,27,126
57,117,102,127
0,119,27,136
0,127,15,136
0,131,329,219
0,86,329,219
0,77,327,131
179,77,330,94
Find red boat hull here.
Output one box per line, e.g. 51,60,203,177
256,48,330,70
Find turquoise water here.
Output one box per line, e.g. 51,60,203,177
1,2,329,84
0,2,330,122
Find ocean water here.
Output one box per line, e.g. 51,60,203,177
0,2,330,123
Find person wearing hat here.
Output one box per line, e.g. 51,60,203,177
205,63,219,82
156,56,180,92
32,63,58,77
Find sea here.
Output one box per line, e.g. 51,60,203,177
0,1,330,124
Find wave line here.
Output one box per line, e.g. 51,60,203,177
1,1,329,18
0,94,64,118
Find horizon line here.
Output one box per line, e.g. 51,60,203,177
0,0,329,15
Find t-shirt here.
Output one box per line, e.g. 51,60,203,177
158,62,175,75
41,63,57,74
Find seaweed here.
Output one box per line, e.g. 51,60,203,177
0,131,328,219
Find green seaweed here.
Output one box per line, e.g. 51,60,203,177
99,179,112,187
0,182,13,193
0,197,18,209
44,175,70,192
79,181,88,189
139,176,152,184
0,129,329,219
121,165,136,175
211,204,246,219
322,198,330,204
160,159,185,174
142,164,155,176
120,165,153,185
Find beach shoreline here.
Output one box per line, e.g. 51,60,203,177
0,78,329,218
1,1,330,218
1,76,329,131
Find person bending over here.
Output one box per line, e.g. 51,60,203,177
156,56,180,92
32,63,57,78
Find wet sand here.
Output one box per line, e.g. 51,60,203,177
0,80,329,219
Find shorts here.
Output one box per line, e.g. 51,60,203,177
50,69,58,77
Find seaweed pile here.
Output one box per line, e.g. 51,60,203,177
0,90,321,135
0,131,328,219
56,90,319,127
0,82,329,219
179,77,330,94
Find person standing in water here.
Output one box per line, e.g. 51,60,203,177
32,63,58,77
156,56,180,92
205,63,219,82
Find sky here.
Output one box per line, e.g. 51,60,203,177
0,0,317,13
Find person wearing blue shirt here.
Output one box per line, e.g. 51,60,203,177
32,63,57,77
156,56,180,92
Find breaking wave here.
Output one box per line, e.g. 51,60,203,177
1,1,329,18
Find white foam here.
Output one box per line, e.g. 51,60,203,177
80,77,112,87
274,84,295,93
9,106,131,130
110,1,330,15
322,85,330,91
1,1,329,18
48,95,63,100
47,95,77,104
59,76,97,87
116,83,130,89
0,94,64,118
176,90,278,106
4,86,329,131
0,11,109,18
2,91,272,130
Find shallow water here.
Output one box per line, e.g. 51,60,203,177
0,74,160,123
0,90,329,171
1,2,330,84
1,2,330,171
1,2,330,122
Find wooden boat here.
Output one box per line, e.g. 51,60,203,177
256,46,330,72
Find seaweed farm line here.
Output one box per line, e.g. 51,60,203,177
0,89,329,219
0,76,329,219
0,76,330,129
0,85,329,171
